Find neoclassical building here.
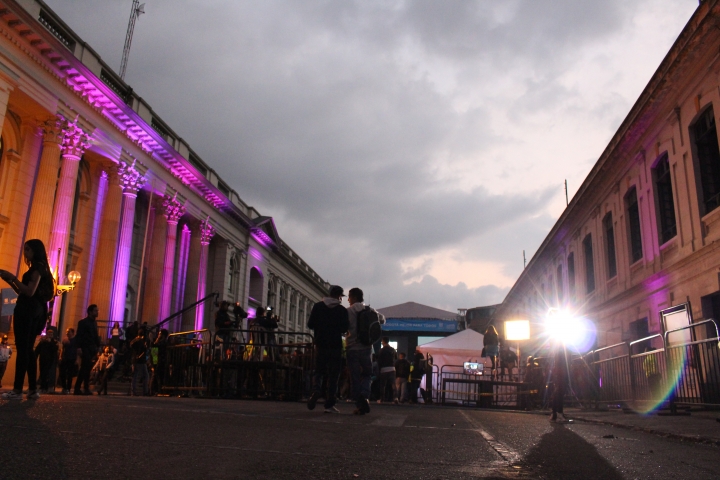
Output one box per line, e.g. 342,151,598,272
0,0,328,342
494,1,720,348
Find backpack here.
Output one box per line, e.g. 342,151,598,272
356,306,382,346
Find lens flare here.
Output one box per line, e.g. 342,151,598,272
637,346,687,414
545,309,596,354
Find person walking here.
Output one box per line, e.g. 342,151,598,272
130,326,149,396
483,325,500,377
306,285,349,413
408,351,425,404
0,239,54,401
0,335,12,388
110,322,122,351
92,346,115,395
59,328,77,394
376,337,396,403
74,304,101,395
346,287,385,415
152,329,169,395
394,352,411,404
550,342,569,422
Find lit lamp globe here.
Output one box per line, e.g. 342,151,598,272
67,271,81,285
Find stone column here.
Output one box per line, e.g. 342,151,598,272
77,170,108,319
24,117,64,247
195,222,215,330
141,197,173,325
182,225,202,331
0,78,13,135
158,196,185,322
90,168,123,320
173,224,191,332
108,161,146,323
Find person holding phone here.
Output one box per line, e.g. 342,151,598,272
0,239,54,400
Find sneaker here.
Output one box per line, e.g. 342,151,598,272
324,406,340,414
358,397,370,414
26,391,40,400
550,414,557,422
1,390,22,400
307,392,320,411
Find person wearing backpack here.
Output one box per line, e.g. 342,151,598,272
306,285,349,413
346,287,385,415
0,239,54,401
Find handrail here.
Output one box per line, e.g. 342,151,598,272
664,318,719,347
150,292,219,332
629,333,665,356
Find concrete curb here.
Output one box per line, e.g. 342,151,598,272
568,415,720,446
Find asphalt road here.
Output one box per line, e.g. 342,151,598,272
0,395,717,479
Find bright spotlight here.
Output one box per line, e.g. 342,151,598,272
505,320,530,341
544,308,596,353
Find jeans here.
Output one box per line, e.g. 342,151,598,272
313,348,342,408
347,348,372,405
59,359,76,391
377,371,395,402
395,377,408,402
12,315,39,393
75,355,93,393
132,363,149,396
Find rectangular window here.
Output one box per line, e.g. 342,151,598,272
653,152,677,244
549,275,555,304
583,234,595,294
556,264,564,303
603,213,617,279
568,253,576,298
626,188,643,263
692,106,720,215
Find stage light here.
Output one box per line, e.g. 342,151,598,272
505,320,530,341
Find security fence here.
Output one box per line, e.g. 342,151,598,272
431,364,531,408
572,319,720,410
160,329,211,396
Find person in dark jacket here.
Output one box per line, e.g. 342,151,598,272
550,343,569,422
131,326,149,396
59,328,77,394
408,351,425,404
394,353,411,404
35,329,59,393
483,325,500,376
376,337,396,403
306,285,349,413
74,304,101,395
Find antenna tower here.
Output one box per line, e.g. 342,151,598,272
119,0,145,80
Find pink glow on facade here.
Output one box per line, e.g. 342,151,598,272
248,246,264,261
84,171,108,320
194,222,215,331
109,162,145,323
173,224,191,331
159,195,185,322
251,229,273,249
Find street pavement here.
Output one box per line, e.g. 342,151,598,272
0,393,719,479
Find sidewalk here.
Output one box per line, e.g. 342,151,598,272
555,407,720,445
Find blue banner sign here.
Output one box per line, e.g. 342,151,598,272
382,318,457,333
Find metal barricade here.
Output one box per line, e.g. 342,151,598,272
209,329,314,401
161,329,211,396
437,365,525,407
665,320,720,408
628,334,667,408
582,343,633,406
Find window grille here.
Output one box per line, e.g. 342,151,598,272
583,234,595,294
603,212,617,278
626,188,643,263
653,153,677,244
692,107,720,215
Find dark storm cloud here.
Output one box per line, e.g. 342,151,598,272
43,0,687,309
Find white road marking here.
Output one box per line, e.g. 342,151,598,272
458,410,521,464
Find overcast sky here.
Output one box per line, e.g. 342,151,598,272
45,0,698,311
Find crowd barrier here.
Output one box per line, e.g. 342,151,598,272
431,364,532,408
572,319,720,410
160,329,211,396
209,328,314,401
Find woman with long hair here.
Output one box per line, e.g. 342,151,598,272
483,325,500,377
0,239,53,400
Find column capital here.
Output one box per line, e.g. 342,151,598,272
162,195,186,225
118,161,146,196
41,116,64,145
60,117,91,159
200,222,215,246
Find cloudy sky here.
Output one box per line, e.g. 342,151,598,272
46,0,698,311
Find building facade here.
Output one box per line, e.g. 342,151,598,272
494,1,720,349
0,0,328,339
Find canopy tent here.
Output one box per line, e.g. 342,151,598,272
415,328,486,371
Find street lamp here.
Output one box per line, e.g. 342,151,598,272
56,271,81,295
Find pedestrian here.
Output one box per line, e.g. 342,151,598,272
0,334,12,388
92,346,115,395
74,304,101,395
35,330,59,393
0,239,55,401
483,325,500,377
376,337,396,404
125,321,139,346
215,301,233,359
394,352,411,404
499,343,518,380
152,329,169,395
59,328,77,394
550,343,569,422
306,285,349,413
522,356,543,410
130,325,149,396
110,322,122,351
345,287,385,415
408,351,425,404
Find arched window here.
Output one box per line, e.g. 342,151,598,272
248,267,263,303
266,277,276,309
289,292,297,328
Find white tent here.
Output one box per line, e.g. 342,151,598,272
416,328,485,368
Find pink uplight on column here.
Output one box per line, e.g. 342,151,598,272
109,160,145,324
48,117,90,326
194,221,215,331
173,224,191,331
82,171,108,312
158,195,185,323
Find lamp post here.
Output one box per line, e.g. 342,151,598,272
505,320,530,380
56,270,81,295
